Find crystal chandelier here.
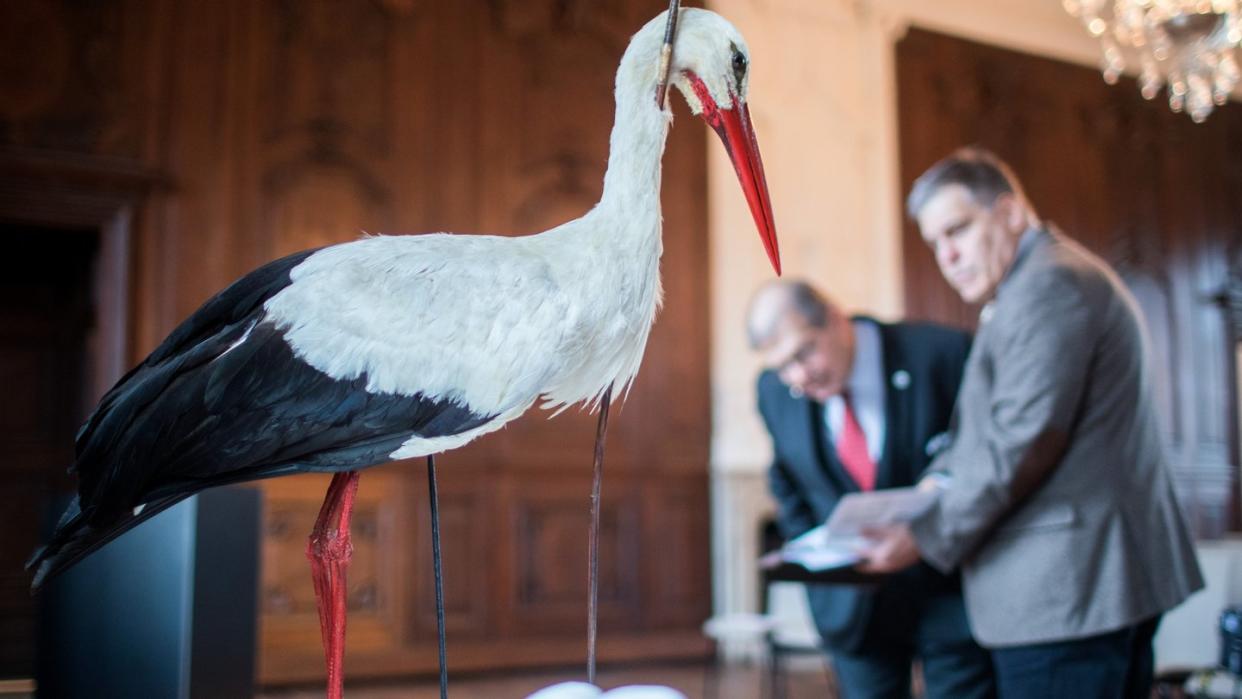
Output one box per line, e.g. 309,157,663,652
1063,0,1242,122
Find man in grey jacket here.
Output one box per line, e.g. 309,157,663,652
860,147,1204,698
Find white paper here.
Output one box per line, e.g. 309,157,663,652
778,525,865,571
772,486,937,572
824,486,937,537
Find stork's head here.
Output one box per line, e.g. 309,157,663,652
652,9,781,276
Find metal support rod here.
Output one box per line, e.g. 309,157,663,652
587,384,614,684
428,454,448,699
655,0,682,109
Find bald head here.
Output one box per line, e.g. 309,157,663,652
746,279,833,350
747,280,855,401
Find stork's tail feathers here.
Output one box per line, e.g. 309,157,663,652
26,496,88,590
26,495,182,591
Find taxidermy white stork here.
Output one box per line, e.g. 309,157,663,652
28,7,779,699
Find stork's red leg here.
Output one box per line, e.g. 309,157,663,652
307,470,362,699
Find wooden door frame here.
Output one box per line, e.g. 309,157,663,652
0,148,165,400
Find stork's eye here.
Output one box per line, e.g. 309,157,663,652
731,50,747,87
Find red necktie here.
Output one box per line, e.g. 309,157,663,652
837,394,876,491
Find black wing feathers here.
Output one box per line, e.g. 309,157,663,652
32,247,496,588
74,249,320,458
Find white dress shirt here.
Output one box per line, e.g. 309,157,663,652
824,320,885,463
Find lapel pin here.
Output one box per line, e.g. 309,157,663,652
891,370,911,390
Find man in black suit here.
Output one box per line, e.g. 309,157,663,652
747,280,993,699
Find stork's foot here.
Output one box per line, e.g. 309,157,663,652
307,471,362,699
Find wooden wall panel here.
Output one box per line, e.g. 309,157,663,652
896,28,1242,537
506,476,644,636
0,0,149,157
260,472,409,660
407,465,491,642
2,0,712,684
643,479,712,630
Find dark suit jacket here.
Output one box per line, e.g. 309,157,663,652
758,318,971,653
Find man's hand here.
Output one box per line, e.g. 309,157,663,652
856,523,921,574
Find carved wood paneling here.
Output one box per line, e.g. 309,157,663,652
642,479,711,629
264,0,398,154
0,0,145,157
897,28,1242,536
506,475,643,635
2,0,711,683
263,160,392,258
259,472,407,660
407,464,491,641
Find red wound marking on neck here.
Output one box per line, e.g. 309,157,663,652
684,71,726,129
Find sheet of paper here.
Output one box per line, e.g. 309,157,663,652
778,524,865,571
764,487,937,573
781,541,861,571
824,486,937,537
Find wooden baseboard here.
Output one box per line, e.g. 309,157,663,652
0,679,35,697
261,631,712,685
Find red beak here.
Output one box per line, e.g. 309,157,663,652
685,72,781,275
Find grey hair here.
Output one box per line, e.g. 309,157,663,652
746,279,832,349
906,146,1035,219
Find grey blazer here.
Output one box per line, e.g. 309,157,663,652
909,228,1204,648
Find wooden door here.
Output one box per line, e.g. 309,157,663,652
0,225,96,678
